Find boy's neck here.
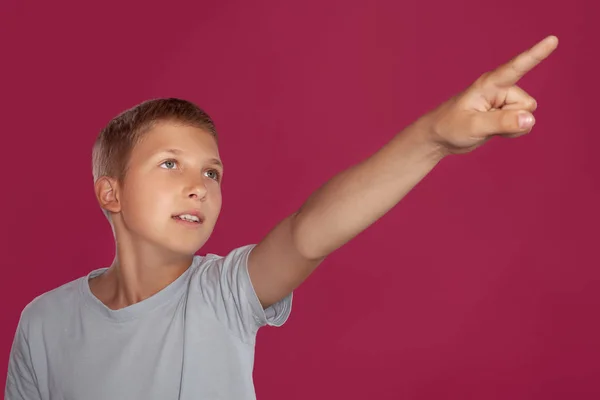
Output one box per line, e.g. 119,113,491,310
89,239,194,311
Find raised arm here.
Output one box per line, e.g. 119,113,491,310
248,35,559,308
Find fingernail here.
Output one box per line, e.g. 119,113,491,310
518,113,534,129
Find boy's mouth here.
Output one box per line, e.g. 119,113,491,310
172,211,205,224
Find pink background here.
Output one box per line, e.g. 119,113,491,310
1,0,599,398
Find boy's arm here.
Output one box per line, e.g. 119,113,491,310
249,35,559,308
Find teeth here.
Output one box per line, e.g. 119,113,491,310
177,214,200,222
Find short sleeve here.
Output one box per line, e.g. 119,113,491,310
195,244,293,341
5,320,41,400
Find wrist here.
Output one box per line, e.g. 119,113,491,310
402,115,451,163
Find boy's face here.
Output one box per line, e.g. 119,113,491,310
113,122,223,256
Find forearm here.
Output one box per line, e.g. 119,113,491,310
291,118,446,260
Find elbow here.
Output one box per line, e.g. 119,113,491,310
290,211,329,262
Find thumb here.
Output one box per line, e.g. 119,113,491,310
471,110,536,137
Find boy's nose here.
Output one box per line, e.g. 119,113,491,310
185,182,208,200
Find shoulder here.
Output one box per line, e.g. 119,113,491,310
190,244,257,288
189,244,292,333
199,244,257,262
18,272,90,333
194,244,257,271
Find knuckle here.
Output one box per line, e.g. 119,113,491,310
528,97,538,111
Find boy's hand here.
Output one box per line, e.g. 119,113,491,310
425,35,559,155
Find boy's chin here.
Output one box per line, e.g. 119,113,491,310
167,240,208,258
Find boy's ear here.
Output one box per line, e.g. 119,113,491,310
94,176,121,214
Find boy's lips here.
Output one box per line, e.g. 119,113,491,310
172,210,205,225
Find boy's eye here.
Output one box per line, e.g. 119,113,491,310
205,169,221,181
160,160,178,169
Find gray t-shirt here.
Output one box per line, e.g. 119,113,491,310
5,244,293,400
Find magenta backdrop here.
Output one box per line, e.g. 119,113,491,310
1,1,599,399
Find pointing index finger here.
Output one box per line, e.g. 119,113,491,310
488,35,559,87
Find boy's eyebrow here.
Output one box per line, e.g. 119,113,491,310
208,158,224,169
159,148,223,169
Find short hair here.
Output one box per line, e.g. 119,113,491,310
92,98,218,183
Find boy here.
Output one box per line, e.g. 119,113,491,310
5,36,558,399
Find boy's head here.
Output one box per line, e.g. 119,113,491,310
92,98,223,256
